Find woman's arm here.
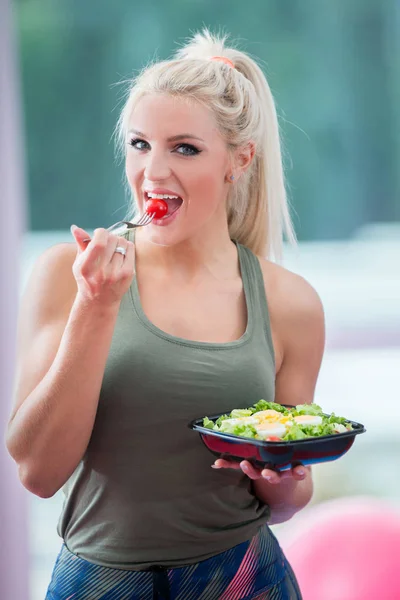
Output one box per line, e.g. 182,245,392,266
6,227,135,498
5,244,120,498
213,268,325,524
252,268,325,521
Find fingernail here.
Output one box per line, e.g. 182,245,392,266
211,464,221,469
70,224,77,233
297,469,306,476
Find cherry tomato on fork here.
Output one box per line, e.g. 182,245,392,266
145,199,168,219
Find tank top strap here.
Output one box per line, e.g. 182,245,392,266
235,242,275,357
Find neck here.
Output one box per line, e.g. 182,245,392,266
135,222,239,283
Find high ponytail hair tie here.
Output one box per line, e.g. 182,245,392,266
210,56,235,69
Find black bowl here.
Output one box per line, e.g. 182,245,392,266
188,406,366,471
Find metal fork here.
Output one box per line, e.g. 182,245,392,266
82,212,155,242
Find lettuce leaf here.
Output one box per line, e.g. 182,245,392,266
303,423,336,437
215,414,230,428
202,417,216,430
326,413,349,426
251,400,289,414
219,420,258,438
292,403,323,416
282,424,309,441
230,409,253,418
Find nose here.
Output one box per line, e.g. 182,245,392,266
144,148,171,182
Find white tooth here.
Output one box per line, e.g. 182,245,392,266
146,192,179,200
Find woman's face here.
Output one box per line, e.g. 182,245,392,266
125,93,232,246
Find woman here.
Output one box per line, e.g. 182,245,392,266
6,30,324,599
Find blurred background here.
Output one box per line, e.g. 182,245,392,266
4,0,400,598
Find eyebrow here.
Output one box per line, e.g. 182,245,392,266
128,129,205,143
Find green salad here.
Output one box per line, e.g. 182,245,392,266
202,400,353,442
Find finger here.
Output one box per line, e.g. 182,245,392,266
79,228,109,270
291,465,307,480
70,225,92,253
240,461,262,480
96,230,123,265
212,459,241,470
121,240,135,278
107,236,127,267
260,468,282,484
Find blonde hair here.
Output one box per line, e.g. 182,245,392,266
115,29,296,261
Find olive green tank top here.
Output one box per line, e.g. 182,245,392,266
57,231,275,570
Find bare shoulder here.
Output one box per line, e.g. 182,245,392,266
257,256,325,404
21,242,78,323
34,240,77,271
31,240,77,280
257,256,324,323
28,241,77,279
257,256,325,371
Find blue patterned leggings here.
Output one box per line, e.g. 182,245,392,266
45,526,302,600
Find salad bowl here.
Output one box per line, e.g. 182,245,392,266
188,401,366,471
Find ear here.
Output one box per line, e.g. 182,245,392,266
232,141,256,180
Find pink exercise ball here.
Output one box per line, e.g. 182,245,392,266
280,497,400,600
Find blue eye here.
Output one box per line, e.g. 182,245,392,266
127,139,200,156
175,144,200,156
128,138,149,150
